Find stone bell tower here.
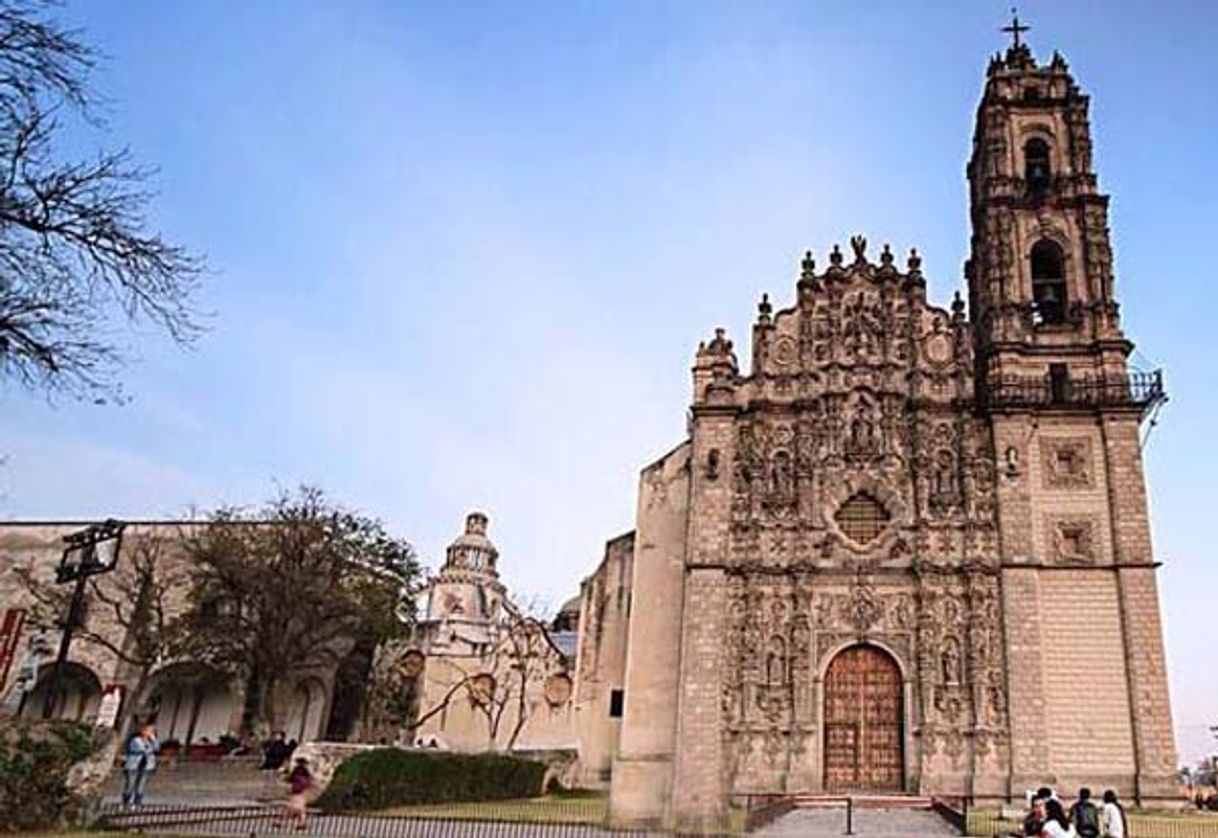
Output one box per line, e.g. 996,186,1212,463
421,512,506,656
967,18,1177,801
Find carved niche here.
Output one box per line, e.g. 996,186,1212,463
915,570,1009,768
1047,515,1099,564
1040,436,1094,489
721,572,817,784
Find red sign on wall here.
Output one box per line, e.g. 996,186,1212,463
0,609,27,686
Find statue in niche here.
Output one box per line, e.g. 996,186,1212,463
849,414,876,455
770,451,793,500
933,450,954,496
942,598,961,627
765,635,787,686
941,637,963,685
841,294,881,359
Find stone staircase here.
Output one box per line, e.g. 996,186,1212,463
791,792,937,809
103,757,287,806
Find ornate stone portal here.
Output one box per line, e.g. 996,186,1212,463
605,32,1176,833
706,238,1008,799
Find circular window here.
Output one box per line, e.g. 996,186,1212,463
543,673,573,707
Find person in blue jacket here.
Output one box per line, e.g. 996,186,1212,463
121,722,159,807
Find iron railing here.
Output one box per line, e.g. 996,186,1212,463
93,802,715,837
980,369,1164,412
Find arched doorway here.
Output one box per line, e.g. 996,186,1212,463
283,678,327,742
20,662,102,721
141,662,233,746
822,644,904,791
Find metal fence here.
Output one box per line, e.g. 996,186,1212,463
93,802,746,837
966,808,1218,838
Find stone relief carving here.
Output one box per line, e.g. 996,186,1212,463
715,245,1008,791
1040,437,1093,489
1048,516,1098,563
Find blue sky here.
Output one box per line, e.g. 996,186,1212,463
2,1,1215,764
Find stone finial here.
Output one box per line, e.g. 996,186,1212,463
880,243,894,268
800,250,816,281
830,244,844,267
907,247,923,274
952,290,966,320
850,234,867,263
465,511,489,535
707,327,733,356
757,293,772,323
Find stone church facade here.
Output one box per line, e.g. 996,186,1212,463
605,39,1177,830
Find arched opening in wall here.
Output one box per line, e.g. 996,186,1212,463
1024,137,1052,193
20,662,102,722
284,677,328,742
324,638,377,741
823,644,903,792
139,662,232,750
1030,239,1068,325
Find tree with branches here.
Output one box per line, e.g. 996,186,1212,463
0,0,203,399
406,596,571,751
11,533,189,718
176,487,420,736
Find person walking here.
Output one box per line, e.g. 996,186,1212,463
284,757,314,831
121,723,159,807
1070,788,1101,838
1100,790,1127,838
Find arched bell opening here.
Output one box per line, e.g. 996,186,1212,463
1030,239,1068,325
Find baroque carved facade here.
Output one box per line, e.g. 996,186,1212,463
706,235,1011,796
605,34,1177,833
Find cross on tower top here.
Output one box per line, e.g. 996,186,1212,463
1002,7,1030,49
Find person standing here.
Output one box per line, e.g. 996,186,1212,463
121,723,159,807
1100,790,1126,838
1071,788,1100,838
284,757,314,831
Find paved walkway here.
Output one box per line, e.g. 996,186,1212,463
103,759,283,806
754,807,957,836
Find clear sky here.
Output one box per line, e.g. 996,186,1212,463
1,1,1215,765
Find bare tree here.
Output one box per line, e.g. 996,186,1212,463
12,533,189,713
0,0,203,400
176,487,420,736
409,596,571,751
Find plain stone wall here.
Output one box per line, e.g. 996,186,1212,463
607,444,690,828
572,531,633,787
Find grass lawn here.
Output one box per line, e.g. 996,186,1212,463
379,792,748,833
968,808,1218,837
379,791,608,825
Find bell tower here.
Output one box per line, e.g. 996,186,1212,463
968,16,1177,802
966,16,1128,383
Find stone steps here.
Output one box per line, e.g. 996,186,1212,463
791,793,936,809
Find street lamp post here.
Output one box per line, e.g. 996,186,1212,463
41,519,125,720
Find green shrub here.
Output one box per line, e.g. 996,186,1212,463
0,718,107,832
317,749,548,812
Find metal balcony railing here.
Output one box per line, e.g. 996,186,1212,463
981,369,1165,412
